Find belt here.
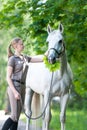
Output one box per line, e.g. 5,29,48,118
12,79,25,85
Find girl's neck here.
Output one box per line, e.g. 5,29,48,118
15,50,24,60
15,52,23,60
15,51,22,57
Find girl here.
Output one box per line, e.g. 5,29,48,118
2,37,43,130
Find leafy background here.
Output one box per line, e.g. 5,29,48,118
0,0,87,109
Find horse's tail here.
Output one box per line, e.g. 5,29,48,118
32,93,41,128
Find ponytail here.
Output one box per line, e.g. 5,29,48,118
7,44,14,58
7,37,22,58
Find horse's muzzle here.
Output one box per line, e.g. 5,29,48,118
48,56,56,64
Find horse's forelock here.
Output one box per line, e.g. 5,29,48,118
47,29,63,43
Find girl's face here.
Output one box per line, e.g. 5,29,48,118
15,40,24,52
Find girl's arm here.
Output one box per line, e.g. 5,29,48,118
30,55,44,62
30,50,48,63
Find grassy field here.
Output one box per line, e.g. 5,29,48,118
20,104,87,130
50,107,87,130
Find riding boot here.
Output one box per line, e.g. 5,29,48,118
2,117,14,130
10,121,18,130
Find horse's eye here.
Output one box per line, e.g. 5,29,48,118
59,40,62,44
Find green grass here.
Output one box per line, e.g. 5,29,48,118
20,105,87,130
50,104,87,130
50,110,87,130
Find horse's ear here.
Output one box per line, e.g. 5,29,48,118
58,23,64,33
47,24,52,34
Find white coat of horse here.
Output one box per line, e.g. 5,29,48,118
24,23,73,130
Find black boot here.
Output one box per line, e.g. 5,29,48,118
2,117,14,130
10,121,18,130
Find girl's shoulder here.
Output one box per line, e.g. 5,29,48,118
8,55,16,67
8,55,15,60
8,55,18,62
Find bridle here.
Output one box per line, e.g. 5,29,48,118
48,42,65,58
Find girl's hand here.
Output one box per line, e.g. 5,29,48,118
14,90,21,100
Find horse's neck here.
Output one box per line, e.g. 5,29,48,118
60,52,67,76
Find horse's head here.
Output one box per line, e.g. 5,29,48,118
46,23,65,64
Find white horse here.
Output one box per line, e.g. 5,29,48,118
24,23,73,130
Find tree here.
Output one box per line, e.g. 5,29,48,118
0,0,87,98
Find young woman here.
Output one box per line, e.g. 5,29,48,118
2,37,43,130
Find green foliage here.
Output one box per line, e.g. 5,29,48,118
71,58,87,98
43,56,60,72
0,0,87,99
0,29,12,109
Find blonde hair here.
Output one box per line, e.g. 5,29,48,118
8,37,22,58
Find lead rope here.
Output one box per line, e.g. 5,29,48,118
20,72,54,120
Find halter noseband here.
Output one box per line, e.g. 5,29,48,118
48,43,65,58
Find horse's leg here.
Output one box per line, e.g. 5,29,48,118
42,92,52,130
24,87,34,130
60,93,69,130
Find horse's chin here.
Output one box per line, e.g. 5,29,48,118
48,59,56,64
48,57,56,64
